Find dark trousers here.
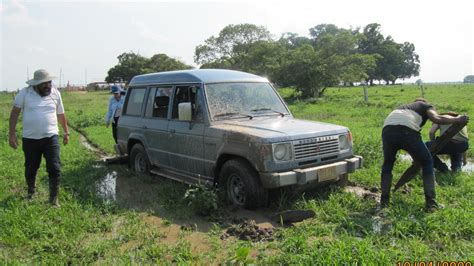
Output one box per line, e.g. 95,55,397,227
22,135,61,196
381,126,436,205
425,140,469,172
112,116,119,144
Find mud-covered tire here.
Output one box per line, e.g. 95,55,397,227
130,143,150,174
219,159,268,210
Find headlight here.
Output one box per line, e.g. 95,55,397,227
339,133,352,151
272,142,293,161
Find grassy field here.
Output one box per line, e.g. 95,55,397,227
1,84,473,264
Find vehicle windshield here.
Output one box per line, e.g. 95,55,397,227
205,82,289,120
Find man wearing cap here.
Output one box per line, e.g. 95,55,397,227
380,98,468,211
105,85,125,144
8,69,69,207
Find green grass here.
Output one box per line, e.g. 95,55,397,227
1,85,473,264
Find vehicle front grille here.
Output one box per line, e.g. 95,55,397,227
293,135,340,160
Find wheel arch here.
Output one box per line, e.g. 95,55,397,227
214,154,258,184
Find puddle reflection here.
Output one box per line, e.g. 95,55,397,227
97,171,117,202
399,153,473,172
95,170,165,212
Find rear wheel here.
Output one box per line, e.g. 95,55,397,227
219,159,268,210
130,143,150,174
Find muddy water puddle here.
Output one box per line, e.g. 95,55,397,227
344,186,380,201
344,186,394,234
79,134,109,158
399,153,473,172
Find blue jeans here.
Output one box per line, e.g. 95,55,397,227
22,135,61,195
381,125,436,205
425,140,469,172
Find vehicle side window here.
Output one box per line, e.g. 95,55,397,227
171,85,203,122
151,87,172,118
124,87,146,116
144,88,157,118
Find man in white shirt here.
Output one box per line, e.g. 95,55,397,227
8,69,69,207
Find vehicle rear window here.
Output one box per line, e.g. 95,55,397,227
124,88,146,116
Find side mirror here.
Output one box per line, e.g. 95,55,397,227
178,102,192,121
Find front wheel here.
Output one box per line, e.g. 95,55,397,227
219,159,268,210
130,143,150,174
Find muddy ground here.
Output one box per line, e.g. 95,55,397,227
77,130,400,251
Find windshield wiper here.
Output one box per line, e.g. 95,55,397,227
214,112,254,120
251,108,287,117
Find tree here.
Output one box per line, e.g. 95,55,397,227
234,41,286,80
194,24,273,66
399,42,420,81
307,24,377,91
376,37,404,84
106,52,150,83
148,53,192,72
359,24,420,85
277,44,324,98
106,52,192,84
359,23,385,85
278,32,312,49
463,75,474,83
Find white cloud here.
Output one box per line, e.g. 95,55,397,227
1,0,48,27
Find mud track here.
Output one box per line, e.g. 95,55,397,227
74,127,399,248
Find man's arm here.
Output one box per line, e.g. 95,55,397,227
9,106,21,149
426,109,469,125
57,113,69,145
428,123,439,141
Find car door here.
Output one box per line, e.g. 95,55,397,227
142,86,173,167
167,85,207,177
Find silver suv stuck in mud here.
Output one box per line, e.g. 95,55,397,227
116,69,363,209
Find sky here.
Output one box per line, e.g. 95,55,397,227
1,0,473,91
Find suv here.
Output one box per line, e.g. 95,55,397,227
117,69,362,209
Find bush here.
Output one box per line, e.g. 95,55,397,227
183,184,218,216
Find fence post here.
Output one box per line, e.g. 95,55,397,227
420,85,425,98
363,86,368,102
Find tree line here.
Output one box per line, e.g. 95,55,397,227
106,23,420,98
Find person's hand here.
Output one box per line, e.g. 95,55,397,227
463,158,467,166
9,132,18,149
106,122,110,128
63,133,69,145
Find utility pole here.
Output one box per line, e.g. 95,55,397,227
27,66,30,80
59,68,62,89
85,68,87,86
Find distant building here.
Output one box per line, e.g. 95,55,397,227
86,82,126,91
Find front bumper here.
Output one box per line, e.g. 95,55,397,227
260,155,363,189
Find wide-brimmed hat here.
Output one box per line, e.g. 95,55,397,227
110,85,125,94
26,69,55,86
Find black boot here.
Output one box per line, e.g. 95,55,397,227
26,177,36,200
380,174,393,207
422,174,443,212
49,184,60,208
